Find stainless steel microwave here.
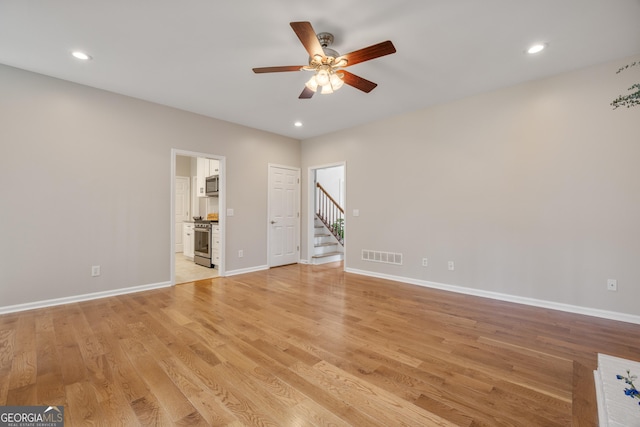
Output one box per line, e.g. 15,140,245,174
205,175,219,196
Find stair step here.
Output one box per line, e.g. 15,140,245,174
314,242,337,248
314,233,330,237
312,251,343,259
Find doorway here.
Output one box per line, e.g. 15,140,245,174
171,149,226,284
268,164,300,267
308,162,346,266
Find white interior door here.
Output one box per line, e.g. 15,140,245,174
175,176,190,252
268,165,300,267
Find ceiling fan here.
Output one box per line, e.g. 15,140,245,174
252,21,396,99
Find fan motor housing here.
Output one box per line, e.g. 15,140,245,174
312,32,340,62
316,32,334,48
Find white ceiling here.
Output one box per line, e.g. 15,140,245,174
1,1,639,140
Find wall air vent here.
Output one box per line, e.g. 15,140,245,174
361,250,403,265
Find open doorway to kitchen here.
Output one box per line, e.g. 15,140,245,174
308,162,346,267
171,149,226,284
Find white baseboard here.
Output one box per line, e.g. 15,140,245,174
0,281,172,315
312,254,344,265
345,268,640,325
225,264,269,277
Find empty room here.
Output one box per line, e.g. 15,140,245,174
1,1,640,425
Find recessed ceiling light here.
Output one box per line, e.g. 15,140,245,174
526,44,546,55
72,51,92,60
294,121,303,127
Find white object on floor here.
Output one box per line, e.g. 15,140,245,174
594,353,640,427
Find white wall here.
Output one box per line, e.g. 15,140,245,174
301,54,640,318
0,64,299,309
175,155,192,177
316,165,344,207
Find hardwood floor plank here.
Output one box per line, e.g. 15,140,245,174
131,393,174,426
288,398,354,427
58,344,87,385
1,262,639,425
120,337,197,423
0,366,10,405
414,393,475,427
214,343,307,408
264,362,385,426
294,360,455,426
8,350,37,390
65,380,105,426
35,372,66,406
572,360,598,426
5,383,36,407
0,329,15,370
102,342,150,403
157,356,237,426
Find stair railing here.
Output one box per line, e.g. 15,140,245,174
316,182,344,245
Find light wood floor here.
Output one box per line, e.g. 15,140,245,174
1,262,639,426
175,253,218,284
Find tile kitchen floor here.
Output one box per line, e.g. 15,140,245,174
175,253,219,284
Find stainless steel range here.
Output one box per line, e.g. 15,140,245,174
193,220,213,267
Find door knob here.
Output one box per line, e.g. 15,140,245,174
270,220,277,224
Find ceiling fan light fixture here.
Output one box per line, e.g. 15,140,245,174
315,66,331,86
330,72,344,90
321,84,334,95
305,76,319,92
252,22,396,98
307,68,345,94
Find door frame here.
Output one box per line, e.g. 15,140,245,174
267,163,301,267
170,149,226,283
174,175,190,253
307,161,346,269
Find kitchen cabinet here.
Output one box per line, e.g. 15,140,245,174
211,224,221,268
196,158,220,198
183,222,194,259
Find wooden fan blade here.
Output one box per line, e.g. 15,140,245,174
290,21,324,58
299,86,315,99
253,65,304,73
339,40,396,67
340,70,378,93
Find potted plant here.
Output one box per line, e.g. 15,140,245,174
611,61,639,109
331,218,344,240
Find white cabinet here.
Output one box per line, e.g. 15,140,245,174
211,224,221,268
208,159,219,176
196,158,220,198
183,223,194,259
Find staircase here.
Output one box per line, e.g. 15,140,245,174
312,183,344,264
311,216,343,264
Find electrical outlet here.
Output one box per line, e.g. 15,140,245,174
607,279,617,291
448,261,455,271
422,258,428,267
238,250,244,258
91,265,101,277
